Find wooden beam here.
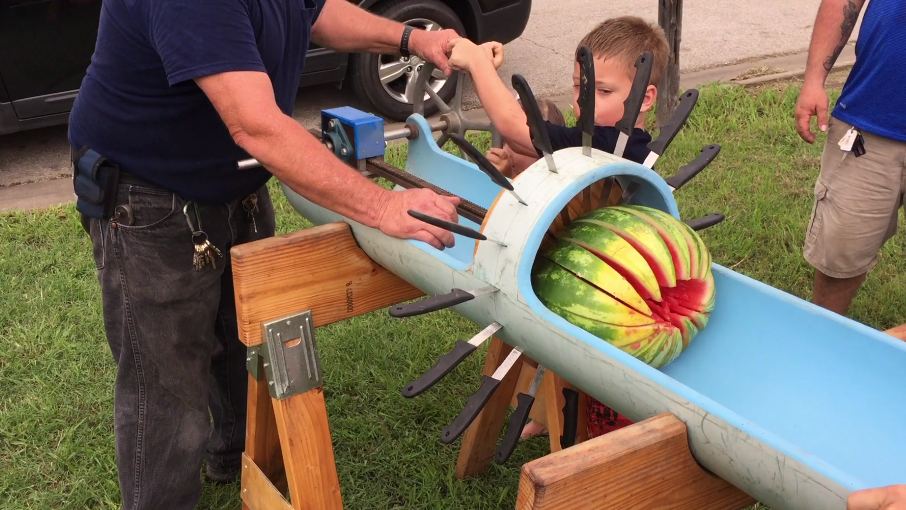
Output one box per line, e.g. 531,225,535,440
272,388,344,510
242,373,287,510
454,337,525,478
240,453,294,510
230,222,424,347
515,413,755,510
657,0,683,128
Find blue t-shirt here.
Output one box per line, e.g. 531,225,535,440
542,122,653,164
833,0,906,142
68,0,325,203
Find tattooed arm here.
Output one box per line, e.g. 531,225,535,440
795,0,865,143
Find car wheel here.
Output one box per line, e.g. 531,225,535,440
349,0,466,122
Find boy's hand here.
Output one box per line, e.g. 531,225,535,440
486,147,513,177
480,42,505,69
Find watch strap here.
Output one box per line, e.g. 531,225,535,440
400,25,414,57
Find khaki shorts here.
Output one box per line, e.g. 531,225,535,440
803,116,906,278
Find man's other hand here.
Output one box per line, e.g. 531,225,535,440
377,188,462,250
848,485,906,510
795,82,830,143
409,27,460,76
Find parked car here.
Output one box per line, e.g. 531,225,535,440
0,0,531,136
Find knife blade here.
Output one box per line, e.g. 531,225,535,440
441,346,524,444
643,88,700,168
402,322,503,397
576,45,595,157
406,210,506,247
613,52,653,159
448,133,527,205
512,74,557,173
621,144,721,204
494,363,547,463
389,286,498,318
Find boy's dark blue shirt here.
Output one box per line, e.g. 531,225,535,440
542,122,652,164
68,0,326,203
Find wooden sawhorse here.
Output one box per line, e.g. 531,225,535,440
238,221,905,510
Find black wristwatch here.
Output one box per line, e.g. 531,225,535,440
400,25,414,58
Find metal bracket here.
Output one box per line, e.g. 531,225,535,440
261,311,323,400
246,345,264,381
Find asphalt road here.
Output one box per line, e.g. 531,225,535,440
0,0,858,188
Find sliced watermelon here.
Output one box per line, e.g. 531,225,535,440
614,205,693,281
543,238,651,315
543,302,663,349
576,208,677,289
532,258,655,327
559,221,661,301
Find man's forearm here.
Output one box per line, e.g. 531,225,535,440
311,0,404,54
236,116,391,228
803,0,865,87
468,59,536,157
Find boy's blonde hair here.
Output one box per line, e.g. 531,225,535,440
578,16,670,88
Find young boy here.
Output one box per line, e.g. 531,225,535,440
448,16,669,169
448,17,670,439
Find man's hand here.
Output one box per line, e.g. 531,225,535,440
848,485,906,510
375,188,462,250
408,27,460,76
795,82,830,143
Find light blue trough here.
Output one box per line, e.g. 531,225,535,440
282,113,906,510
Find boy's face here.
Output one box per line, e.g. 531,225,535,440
571,56,657,128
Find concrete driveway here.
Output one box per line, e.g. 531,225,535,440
0,0,859,190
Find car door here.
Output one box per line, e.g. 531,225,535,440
0,0,101,120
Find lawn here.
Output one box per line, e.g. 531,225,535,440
2,78,902,509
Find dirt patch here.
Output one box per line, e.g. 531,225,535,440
744,67,852,94
732,66,787,81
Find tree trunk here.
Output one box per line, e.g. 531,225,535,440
657,0,683,129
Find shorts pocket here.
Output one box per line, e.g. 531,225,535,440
805,179,828,245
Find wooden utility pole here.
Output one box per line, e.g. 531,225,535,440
657,0,683,128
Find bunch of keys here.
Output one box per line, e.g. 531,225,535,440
838,126,866,158
183,203,223,271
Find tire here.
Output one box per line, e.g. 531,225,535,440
349,0,466,121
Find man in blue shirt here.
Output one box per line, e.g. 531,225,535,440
68,0,472,507
795,0,906,317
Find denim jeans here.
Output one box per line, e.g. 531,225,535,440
83,177,275,510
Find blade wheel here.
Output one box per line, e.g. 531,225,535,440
411,63,504,160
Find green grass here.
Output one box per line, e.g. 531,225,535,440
1,81,902,509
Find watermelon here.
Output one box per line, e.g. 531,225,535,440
533,204,716,369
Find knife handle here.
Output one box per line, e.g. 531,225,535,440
686,213,725,231
615,52,653,136
389,288,475,318
441,375,502,444
495,392,536,464
647,88,699,156
407,210,487,241
448,133,514,191
559,388,579,449
576,45,595,139
402,340,477,397
512,74,554,156
665,144,721,190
